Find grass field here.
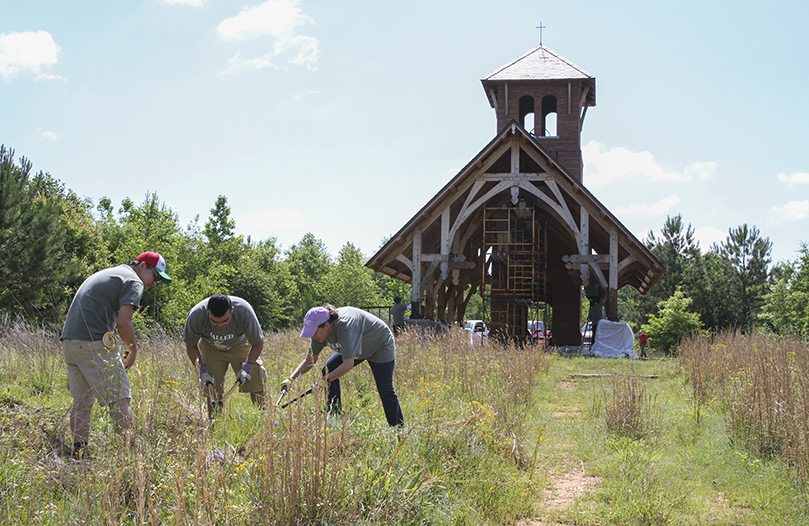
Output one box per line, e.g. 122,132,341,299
1,320,808,525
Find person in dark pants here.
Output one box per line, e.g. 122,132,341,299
638,329,649,359
389,296,407,336
284,304,404,427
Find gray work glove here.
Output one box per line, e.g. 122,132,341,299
236,362,254,385
199,364,215,389
280,377,292,392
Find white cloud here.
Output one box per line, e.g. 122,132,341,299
218,0,312,41
683,161,716,181
0,31,61,81
236,208,306,241
34,73,66,82
220,51,277,75
39,129,60,142
582,140,715,186
767,201,809,224
613,195,680,216
777,172,809,185
217,0,319,74
694,226,726,249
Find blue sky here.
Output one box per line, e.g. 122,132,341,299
2,0,807,266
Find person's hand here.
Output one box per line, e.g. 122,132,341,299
312,376,328,393
199,364,215,388
236,362,254,385
280,377,293,392
122,351,135,370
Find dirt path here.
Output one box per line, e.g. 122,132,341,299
515,379,601,525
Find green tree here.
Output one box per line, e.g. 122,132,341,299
713,224,772,332
30,172,111,318
696,251,736,330
0,146,90,321
761,243,809,337
642,289,704,355
620,215,704,330
102,192,192,328
285,233,332,319
324,242,384,308
204,195,236,246
230,238,297,330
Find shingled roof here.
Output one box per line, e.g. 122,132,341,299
481,46,596,111
483,46,594,82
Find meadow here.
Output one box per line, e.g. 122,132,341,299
1,319,808,525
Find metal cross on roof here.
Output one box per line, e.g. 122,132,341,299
536,22,546,46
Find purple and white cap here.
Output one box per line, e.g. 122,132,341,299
300,307,331,338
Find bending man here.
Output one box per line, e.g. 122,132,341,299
183,294,266,417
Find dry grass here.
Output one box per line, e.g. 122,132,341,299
679,331,809,478
0,321,554,525
603,375,660,441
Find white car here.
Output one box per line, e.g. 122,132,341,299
464,319,489,344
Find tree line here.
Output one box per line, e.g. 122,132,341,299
0,145,408,332
619,215,809,352
2,145,808,344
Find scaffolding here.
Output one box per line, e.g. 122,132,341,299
482,205,548,341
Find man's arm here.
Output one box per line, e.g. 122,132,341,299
186,342,202,367
246,340,264,364
117,304,138,370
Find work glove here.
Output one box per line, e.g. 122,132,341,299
236,362,254,385
280,377,293,392
199,364,215,389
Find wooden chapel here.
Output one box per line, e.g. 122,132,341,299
366,46,664,346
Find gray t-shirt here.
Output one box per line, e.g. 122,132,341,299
309,307,395,363
61,264,144,342
183,296,263,351
390,303,407,325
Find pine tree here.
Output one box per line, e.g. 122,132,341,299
0,146,76,321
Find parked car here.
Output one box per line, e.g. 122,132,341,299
464,319,489,344
527,320,551,347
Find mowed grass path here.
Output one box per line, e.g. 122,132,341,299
525,353,809,526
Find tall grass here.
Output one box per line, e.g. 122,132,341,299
679,331,809,478
0,323,553,525
603,375,660,441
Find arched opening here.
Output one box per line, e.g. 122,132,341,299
541,95,558,137
519,96,536,134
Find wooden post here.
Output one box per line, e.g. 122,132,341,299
411,226,422,318
608,225,619,320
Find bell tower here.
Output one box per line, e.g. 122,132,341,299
481,46,595,182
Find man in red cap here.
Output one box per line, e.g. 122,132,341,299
60,252,171,457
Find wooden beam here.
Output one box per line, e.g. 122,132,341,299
421,253,467,262
562,254,610,264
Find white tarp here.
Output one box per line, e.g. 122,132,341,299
590,320,638,359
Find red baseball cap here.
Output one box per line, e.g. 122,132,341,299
136,252,172,283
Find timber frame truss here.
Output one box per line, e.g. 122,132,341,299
366,121,663,345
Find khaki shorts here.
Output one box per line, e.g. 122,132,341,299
198,340,266,396
62,339,131,406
